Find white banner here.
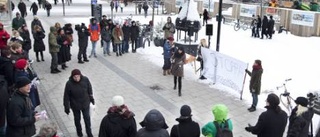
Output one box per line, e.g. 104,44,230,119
201,48,248,93
291,10,315,27
240,4,257,17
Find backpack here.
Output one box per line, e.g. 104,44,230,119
214,119,233,137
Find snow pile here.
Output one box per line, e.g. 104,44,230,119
177,0,201,22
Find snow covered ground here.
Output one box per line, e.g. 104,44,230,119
51,2,320,132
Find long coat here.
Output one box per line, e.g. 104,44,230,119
7,91,36,137
170,118,200,137
57,34,71,64
112,27,124,44
30,3,38,15
33,31,46,52
19,29,32,51
162,22,175,39
76,25,90,47
171,54,186,77
246,67,263,95
287,107,314,137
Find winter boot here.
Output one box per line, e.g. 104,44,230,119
163,70,166,76
78,60,84,64
178,90,181,96
167,69,171,75
248,106,256,112
173,84,176,90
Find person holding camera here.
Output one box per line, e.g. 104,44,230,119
63,69,94,137
75,23,90,63
245,59,263,112
287,97,314,137
162,17,175,39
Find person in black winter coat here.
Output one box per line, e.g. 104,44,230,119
245,93,288,137
122,21,131,53
63,69,94,137
251,15,258,37
98,96,137,137
19,25,32,60
108,20,116,52
261,15,268,39
33,25,46,62
101,25,112,56
256,15,261,38
37,0,42,8
137,109,170,137
143,2,149,18
138,3,142,14
31,16,45,34
0,76,9,137
6,77,41,137
287,97,314,137
202,9,209,26
130,21,140,53
18,0,27,18
0,47,15,88
170,105,200,137
75,23,90,63
44,1,52,17
245,59,263,112
30,2,38,16
57,29,71,69
268,15,275,39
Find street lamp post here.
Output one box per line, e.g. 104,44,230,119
216,0,223,52
62,0,65,16
151,0,155,40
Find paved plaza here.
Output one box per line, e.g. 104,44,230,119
8,0,267,136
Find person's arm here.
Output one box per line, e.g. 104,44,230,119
245,69,252,76
63,82,70,110
128,118,137,137
248,113,266,135
169,125,178,137
98,117,108,137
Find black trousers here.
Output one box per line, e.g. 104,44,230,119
78,45,88,61
35,51,44,60
131,38,138,51
72,106,93,137
174,76,182,91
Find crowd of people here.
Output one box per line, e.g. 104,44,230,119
251,14,275,39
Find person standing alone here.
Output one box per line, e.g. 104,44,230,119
171,47,187,97
245,59,263,112
63,69,94,137
88,18,100,58
18,0,27,18
75,23,90,63
48,26,61,74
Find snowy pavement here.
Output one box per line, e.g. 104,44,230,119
8,0,320,136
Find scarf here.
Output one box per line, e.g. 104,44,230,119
115,27,121,38
107,105,134,119
253,64,262,70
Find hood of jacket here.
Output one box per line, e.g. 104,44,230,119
212,104,229,122
50,26,56,33
140,109,168,131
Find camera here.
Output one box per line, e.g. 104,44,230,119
307,92,320,115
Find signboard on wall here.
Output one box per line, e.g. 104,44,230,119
175,0,184,7
239,4,257,17
291,10,315,27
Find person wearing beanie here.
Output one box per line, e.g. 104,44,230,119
14,59,41,110
12,12,26,30
170,105,200,137
202,104,233,137
245,93,288,137
63,69,94,137
287,97,314,137
245,59,263,112
98,95,137,137
171,47,187,96
130,21,140,53
137,109,169,137
7,76,41,137
49,26,61,74
162,36,175,76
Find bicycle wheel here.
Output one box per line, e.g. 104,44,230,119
234,24,240,31
242,24,248,31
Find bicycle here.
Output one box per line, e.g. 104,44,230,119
233,19,249,31
277,78,295,114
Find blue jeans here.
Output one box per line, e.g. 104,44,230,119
122,40,129,53
90,41,97,56
0,125,6,137
138,36,143,48
115,43,122,54
252,93,258,107
72,106,92,136
103,41,111,54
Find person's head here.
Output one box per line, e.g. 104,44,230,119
257,15,260,18
212,104,229,122
140,109,168,130
200,38,208,48
252,14,255,18
254,59,262,66
295,97,308,107
105,25,109,30
16,12,20,18
37,122,58,137
22,24,28,31
10,42,23,53
92,18,97,24
167,17,172,23
12,30,20,38
71,69,82,82
112,95,124,107
270,15,273,19
204,9,207,12
1,47,11,58
57,29,64,35
102,15,107,19
15,77,31,94
116,23,120,28
179,105,192,118
15,59,28,70
266,93,280,108
55,22,61,28
167,36,174,45
34,16,39,20
131,21,136,26
50,26,57,35
177,47,185,54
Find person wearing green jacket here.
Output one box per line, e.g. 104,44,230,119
48,26,61,74
202,104,233,137
12,12,26,30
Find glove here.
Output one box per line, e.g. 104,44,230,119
245,127,252,132
64,108,70,115
245,69,249,73
90,97,95,105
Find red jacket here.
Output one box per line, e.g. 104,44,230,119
88,23,100,42
0,26,10,49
